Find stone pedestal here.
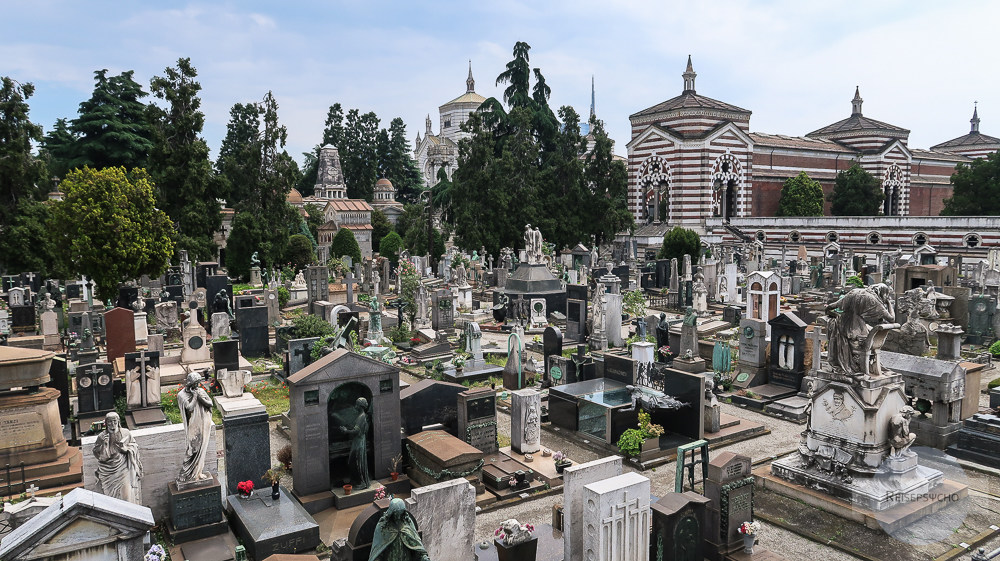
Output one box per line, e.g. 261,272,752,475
221,398,270,496
510,389,541,454
133,311,148,344
167,475,227,542
673,355,707,373
249,266,262,287
226,487,320,560
631,341,654,365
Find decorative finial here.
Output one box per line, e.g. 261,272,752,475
466,60,475,93
590,75,596,120
971,101,981,133
682,55,697,94
851,86,863,117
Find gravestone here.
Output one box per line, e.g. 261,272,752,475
510,389,541,454
65,282,82,300
566,298,587,343
180,304,210,364
563,456,623,561
306,265,330,315
196,262,218,289
767,312,807,390
236,306,269,357
734,318,767,388
116,285,139,311
405,478,477,561
211,312,231,339
542,326,563,385
124,350,165,428
226,486,320,560
705,452,753,559
431,289,454,332
221,398,270,499
10,305,35,333
213,339,240,374
104,307,136,363
39,310,59,348
46,355,71,424
288,337,321,377
76,362,115,416
651,492,711,561
400,379,465,436
204,275,231,333
967,293,996,345
457,387,498,454
263,288,280,325
583,472,651,561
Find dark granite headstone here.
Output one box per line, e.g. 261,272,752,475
116,285,139,311
400,379,466,436
543,326,563,384
46,354,71,424
226,487,320,560
196,262,219,289
566,298,587,343
65,282,82,300
222,408,271,496
103,307,136,363
168,475,226,541
76,362,114,415
457,387,498,454
287,337,320,376
651,492,711,561
603,354,635,385
1,275,20,292
705,452,753,557
236,306,269,357
767,311,807,390
431,289,454,332
19,271,41,293
338,311,360,343
10,305,35,333
967,294,996,346
213,339,240,373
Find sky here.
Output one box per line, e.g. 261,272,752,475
4,1,998,166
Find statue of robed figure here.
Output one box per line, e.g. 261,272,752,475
337,397,371,490
177,372,215,486
368,498,431,561
93,411,143,504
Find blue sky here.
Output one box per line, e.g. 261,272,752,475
4,1,997,165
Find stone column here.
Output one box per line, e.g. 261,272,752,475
510,389,541,454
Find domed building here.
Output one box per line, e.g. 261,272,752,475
372,177,404,226
413,62,486,188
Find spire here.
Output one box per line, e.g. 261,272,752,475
971,102,980,133
466,60,475,93
851,86,863,116
590,75,596,120
425,114,432,135
682,55,696,94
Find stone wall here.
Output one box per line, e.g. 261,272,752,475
81,423,218,522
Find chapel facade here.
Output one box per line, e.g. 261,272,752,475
413,63,486,188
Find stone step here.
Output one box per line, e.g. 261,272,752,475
0,448,83,500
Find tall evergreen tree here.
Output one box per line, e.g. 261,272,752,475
583,118,633,244
297,103,345,196
385,117,423,203
0,77,47,230
219,92,300,279
342,109,380,200
70,70,153,170
39,118,78,180
147,58,225,260
942,151,1000,215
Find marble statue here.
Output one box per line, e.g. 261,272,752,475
293,270,307,288
368,498,430,561
338,397,371,490
177,373,214,486
40,292,56,312
523,224,544,264
889,406,916,456
453,261,467,286
591,284,606,336
93,412,143,504
824,284,895,378
213,289,233,319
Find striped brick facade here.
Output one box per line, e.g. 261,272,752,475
627,60,999,234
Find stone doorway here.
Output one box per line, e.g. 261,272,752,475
328,381,374,489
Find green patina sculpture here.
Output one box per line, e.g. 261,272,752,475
337,397,371,490
368,498,430,561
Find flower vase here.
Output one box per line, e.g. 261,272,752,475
743,533,755,554
271,482,280,500
240,491,252,500
343,484,353,495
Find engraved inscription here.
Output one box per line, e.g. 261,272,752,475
0,411,46,449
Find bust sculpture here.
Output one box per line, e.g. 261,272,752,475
93,412,143,504
176,373,214,486
40,292,56,312
368,498,430,561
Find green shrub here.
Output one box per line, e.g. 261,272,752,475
617,428,645,458
846,275,864,288
989,377,1000,390
330,228,362,264
291,313,335,339
277,286,290,307
990,340,1000,357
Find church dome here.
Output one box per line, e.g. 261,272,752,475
375,178,394,190
287,188,303,204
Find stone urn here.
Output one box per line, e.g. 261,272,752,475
742,533,755,554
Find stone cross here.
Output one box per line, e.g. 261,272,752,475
134,350,154,407
26,484,37,498
81,363,104,412
344,270,356,305
809,326,825,375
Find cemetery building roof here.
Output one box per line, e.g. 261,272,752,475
931,131,1000,149
327,199,374,212
287,347,396,385
807,88,908,138
287,188,304,204
749,132,856,153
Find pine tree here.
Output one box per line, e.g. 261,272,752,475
39,118,78,179
147,58,225,260
70,70,153,170
0,77,47,229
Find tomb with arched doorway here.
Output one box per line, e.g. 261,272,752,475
288,348,407,513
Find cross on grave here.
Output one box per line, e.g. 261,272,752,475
133,350,153,408
344,269,356,305
293,343,313,369
23,271,37,287
80,363,104,412
809,326,825,375
26,484,37,498
603,493,644,553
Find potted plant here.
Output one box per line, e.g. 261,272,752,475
343,484,353,495
737,521,760,554
494,519,537,561
262,465,285,500
553,451,572,474
453,355,466,373
236,480,254,499
388,453,403,481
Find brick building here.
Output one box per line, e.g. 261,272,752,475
626,57,1000,228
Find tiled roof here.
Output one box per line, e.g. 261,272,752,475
631,92,750,119
750,132,856,153
807,114,908,137
343,224,373,230
326,199,373,212
930,131,1000,150
441,91,487,106
910,148,971,162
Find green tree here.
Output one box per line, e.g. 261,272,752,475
39,118,78,180
330,227,362,264
304,203,324,241
0,199,59,277
657,226,701,263
284,233,316,271
70,70,153,170
0,77,48,235
942,151,1000,215
342,109,380,200
147,58,225,260
379,231,404,265
582,117,633,244
776,171,824,216
383,117,423,203
370,208,392,245
828,164,882,216
219,92,301,280
297,103,345,196
49,167,174,302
